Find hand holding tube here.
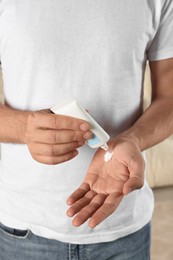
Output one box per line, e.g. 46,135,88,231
24,109,92,165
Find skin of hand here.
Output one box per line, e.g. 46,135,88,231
66,137,145,228
24,109,92,165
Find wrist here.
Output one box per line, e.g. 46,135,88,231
17,110,31,144
113,129,142,151
0,104,31,144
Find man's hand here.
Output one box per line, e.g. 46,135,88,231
66,137,145,228
25,109,92,165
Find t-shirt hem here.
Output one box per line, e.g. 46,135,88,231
0,215,152,244
31,218,152,244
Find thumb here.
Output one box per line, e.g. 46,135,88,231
123,176,144,195
123,151,145,195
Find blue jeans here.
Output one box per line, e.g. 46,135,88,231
0,222,150,260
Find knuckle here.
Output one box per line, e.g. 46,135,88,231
72,131,81,142
49,145,57,157
53,115,75,130
48,131,58,144
25,131,32,143
27,112,41,131
72,142,79,149
51,116,60,129
68,118,76,129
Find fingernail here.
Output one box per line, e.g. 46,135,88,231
66,197,73,206
66,209,74,217
78,141,85,146
80,123,89,131
72,218,81,227
83,132,92,140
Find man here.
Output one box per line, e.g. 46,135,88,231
0,0,173,259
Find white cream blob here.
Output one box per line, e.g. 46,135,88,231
104,151,113,162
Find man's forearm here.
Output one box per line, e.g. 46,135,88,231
0,104,29,143
120,97,173,151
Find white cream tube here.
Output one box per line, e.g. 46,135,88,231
51,99,110,150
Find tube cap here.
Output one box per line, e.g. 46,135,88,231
101,143,109,151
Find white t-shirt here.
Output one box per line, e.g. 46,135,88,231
0,0,173,244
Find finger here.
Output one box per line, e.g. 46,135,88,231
30,141,85,157
123,176,144,195
32,150,78,165
66,183,91,205
67,190,97,217
123,157,145,195
71,194,107,227
88,192,123,228
27,129,92,144
28,112,90,131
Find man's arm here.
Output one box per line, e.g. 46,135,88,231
121,58,173,150
0,104,92,164
67,58,173,228
0,104,29,143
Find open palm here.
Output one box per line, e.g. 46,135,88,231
67,138,145,228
